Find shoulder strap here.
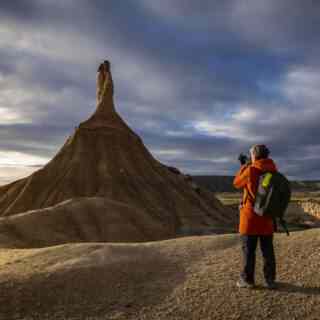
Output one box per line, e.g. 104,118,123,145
279,218,290,236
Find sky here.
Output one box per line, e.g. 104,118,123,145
0,0,320,184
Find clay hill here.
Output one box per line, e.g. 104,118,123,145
0,230,319,319
0,60,235,245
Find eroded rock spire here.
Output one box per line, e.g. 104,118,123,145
79,60,122,129
96,60,114,107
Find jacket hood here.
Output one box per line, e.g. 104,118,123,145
252,158,277,172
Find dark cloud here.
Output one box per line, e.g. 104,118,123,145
0,0,39,20
0,0,320,182
0,124,71,158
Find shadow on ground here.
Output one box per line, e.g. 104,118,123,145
0,244,187,319
275,282,320,295
253,281,320,295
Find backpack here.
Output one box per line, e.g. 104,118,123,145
254,171,291,236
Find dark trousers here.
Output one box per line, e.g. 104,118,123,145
240,235,276,284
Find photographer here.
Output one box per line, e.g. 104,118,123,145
233,145,278,289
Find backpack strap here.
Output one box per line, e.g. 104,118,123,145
279,218,290,236
272,217,278,232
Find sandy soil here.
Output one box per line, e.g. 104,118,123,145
0,229,319,320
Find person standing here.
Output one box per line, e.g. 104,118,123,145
233,144,277,289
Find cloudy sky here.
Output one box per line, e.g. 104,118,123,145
0,0,319,184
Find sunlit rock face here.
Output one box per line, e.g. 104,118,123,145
79,60,134,133
96,60,114,107
0,61,236,245
300,200,320,220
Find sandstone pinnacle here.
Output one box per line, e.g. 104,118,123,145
0,61,236,244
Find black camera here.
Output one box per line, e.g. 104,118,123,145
238,153,251,165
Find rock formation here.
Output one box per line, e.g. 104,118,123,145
96,60,113,106
300,199,320,219
0,61,236,245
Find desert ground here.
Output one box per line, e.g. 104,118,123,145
0,229,319,320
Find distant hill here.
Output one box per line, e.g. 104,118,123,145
192,176,235,193
192,175,320,193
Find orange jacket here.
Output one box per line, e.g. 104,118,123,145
233,158,277,235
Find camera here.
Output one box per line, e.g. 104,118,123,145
238,153,251,165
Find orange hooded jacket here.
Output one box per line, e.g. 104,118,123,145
233,158,277,235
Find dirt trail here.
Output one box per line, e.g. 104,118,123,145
0,229,319,319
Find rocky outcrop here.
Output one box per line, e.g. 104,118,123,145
0,60,236,245
285,201,320,228
300,199,320,219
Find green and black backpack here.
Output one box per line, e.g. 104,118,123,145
254,171,291,235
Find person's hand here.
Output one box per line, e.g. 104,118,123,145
238,153,248,165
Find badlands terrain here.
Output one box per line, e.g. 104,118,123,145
0,230,319,319
0,62,319,319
